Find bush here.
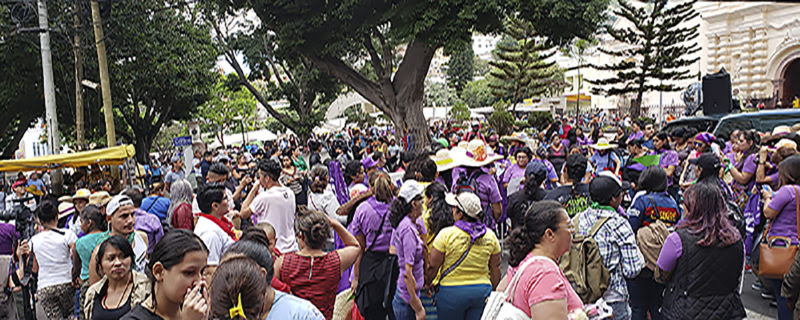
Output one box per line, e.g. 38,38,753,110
527,111,553,131
448,101,471,123
488,101,515,136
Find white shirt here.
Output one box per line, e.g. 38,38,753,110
5,193,36,211
194,216,235,266
31,228,77,288
308,189,345,225
250,186,298,253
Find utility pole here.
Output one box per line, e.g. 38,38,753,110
91,0,118,177
37,0,63,195
74,3,84,149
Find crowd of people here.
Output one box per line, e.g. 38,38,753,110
2,112,800,320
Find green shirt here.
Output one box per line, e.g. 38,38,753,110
76,232,107,281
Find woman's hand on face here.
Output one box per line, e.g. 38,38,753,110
181,281,209,320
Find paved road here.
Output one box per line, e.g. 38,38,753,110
742,270,779,319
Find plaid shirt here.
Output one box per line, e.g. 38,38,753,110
576,206,645,302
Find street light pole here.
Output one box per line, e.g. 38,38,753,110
37,0,63,194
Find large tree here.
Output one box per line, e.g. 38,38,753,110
203,9,342,143
197,74,260,148
591,0,699,118
488,17,558,112
105,0,217,162
214,0,609,150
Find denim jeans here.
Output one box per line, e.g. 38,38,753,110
392,292,416,320
436,284,492,320
628,273,663,320
765,278,792,320
609,300,632,320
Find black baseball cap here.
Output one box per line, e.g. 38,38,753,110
689,152,721,173
590,172,630,201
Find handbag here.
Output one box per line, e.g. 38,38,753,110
354,205,399,317
758,186,800,279
481,256,548,320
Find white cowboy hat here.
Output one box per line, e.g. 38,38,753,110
590,138,617,150
430,148,460,172
453,140,503,167
502,132,530,144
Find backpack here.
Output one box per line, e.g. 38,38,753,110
559,214,611,304
725,198,747,239
454,170,484,195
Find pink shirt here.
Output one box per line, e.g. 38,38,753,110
506,254,584,316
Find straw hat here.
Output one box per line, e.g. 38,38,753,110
773,125,792,136
453,139,503,167
775,139,798,151
58,202,75,220
72,188,91,201
431,148,460,172
89,191,112,206
590,138,617,150
503,132,530,144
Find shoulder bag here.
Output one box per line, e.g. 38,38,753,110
759,186,800,279
432,232,480,302
481,256,549,320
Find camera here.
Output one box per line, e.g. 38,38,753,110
0,198,36,241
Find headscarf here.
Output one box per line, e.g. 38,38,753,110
694,132,716,145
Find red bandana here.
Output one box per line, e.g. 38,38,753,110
199,214,237,241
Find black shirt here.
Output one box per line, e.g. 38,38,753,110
507,188,547,229
544,184,591,217
121,305,164,320
92,286,132,320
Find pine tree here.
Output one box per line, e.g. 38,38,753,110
591,0,699,118
488,17,557,113
446,41,475,94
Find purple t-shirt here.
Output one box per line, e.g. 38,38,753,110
531,159,559,189
0,223,18,255
502,163,526,185
653,149,679,186
348,197,394,251
450,167,503,209
767,185,800,243
134,209,164,254
627,131,644,143
391,215,424,303
735,153,758,191
768,172,780,188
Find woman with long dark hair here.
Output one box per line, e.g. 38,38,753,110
120,229,209,320
389,181,426,320
501,200,583,318
761,155,800,319
656,183,745,320
427,192,501,320
84,236,149,320
652,132,680,201
725,130,760,210
424,182,454,247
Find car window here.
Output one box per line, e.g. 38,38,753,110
714,118,753,141
756,114,800,133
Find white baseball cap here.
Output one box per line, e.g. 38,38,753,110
445,192,482,219
398,180,424,202
106,195,134,216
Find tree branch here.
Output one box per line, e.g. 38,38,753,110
363,34,385,79
305,54,387,113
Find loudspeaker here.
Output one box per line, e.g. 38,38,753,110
187,121,202,142
702,68,732,115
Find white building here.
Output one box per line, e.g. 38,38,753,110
696,2,800,106
15,119,51,159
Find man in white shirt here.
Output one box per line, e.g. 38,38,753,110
194,184,236,277
5,181,36,211
241,159,298,253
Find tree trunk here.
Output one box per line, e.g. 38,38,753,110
308,38,435,150
133,130,155,164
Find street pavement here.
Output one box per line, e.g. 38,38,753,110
743,270,778,320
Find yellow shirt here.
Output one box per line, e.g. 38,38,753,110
432,226,501,286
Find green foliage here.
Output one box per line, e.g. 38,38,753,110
590,0,700,117
107,0,217,161
634,117,655,126
212,0,610,150
344,105,376,128
197,74,259,147
488,17,558,111
448,102,471,123
424,81,460,107
446,41,475,93
487,101,515,136
527,111,554,131
460,79,498,108
518,0,611,46
474,57,491,77
264,117,286,134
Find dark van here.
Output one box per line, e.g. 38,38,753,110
713,109,800,141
